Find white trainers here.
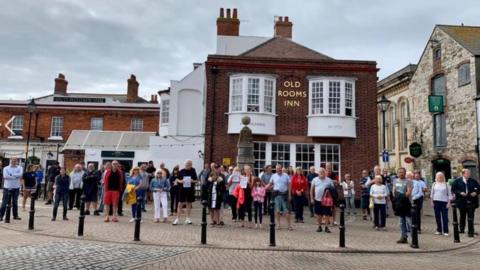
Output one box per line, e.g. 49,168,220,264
185,218,192,225
434,232,441,235
444,233,449,236
129,218,135,223
172,218,179,225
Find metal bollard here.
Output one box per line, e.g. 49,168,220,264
77,195,86,237
134,197,142,241
452,202,460,243
28,192,37,230
269,199,276,247
339,203,346,248
4,190,12,223
467,201,474,238
201,200,207,245
410,203,419,249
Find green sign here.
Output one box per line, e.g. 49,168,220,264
428,95,444,113
409,142,423,158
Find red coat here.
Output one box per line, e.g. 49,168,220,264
291,175,307,195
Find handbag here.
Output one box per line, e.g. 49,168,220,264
322,190,334,207
369,197,374,209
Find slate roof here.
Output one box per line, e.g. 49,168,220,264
438,25,480,56
241,37,333,60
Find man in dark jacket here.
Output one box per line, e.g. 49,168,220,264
45,161,60,205
451,169,479,236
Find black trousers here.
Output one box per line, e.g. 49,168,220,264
293,195,305,221
263,192,272,214
238,200,252,222
170,188,178,213
229,195,238,220
413,197,424,231
459,207,476,234
68,188,82,209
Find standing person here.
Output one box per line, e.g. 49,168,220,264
360,170,372,221
139,163,150,212
370,175,388,230
307,166,318,217
219,165,230,210
326,162,339,225
341,173,356,215
451,169,479,235
51,167,70,221
103,161,123,222
68,164,84,210
260,165,273,215
127,167,143,223
227,166,241,222
383,167,394,215
159,162,170,178
173,160,198,225
35,165,44,199
169,166,180,216
393,168,413,244
206,171,225,226
412,170,427,233
95,162,110,215
21,164,37,211
82,163,100,215
145,161,157,203
0,157,23,221
198,163,210,187
236,165,254,228
266,164,292,230
45,161,60,205
251,177,266,228
291,167,308,223
150,169,170,223
430,172,451,236
310,168,334,233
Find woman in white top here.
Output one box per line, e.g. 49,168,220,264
341,174,356,215
370,175,387,230
430,172,451,236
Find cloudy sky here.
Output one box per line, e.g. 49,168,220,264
1,0,479,100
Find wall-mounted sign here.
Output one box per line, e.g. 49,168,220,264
428,95,444,113
222,157,231,166
404,157,414,164
278,80,307,107
409,142,422,158
101,151,135,158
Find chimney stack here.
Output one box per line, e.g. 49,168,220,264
217,8,240,36
127,74,139,103
150,94,158,104
54,73,68,95
274,16,293,39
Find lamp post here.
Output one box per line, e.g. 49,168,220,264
377,95,391,152
24,99,36,170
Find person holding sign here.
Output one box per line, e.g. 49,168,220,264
172,160,198,225
233,165,254,228
227,166,241,221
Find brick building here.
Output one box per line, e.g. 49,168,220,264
199,8,378,178
0,74,159,171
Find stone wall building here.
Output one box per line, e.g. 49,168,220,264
377,64,416,171
409,25,480,180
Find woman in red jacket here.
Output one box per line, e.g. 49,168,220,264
291,167,308,223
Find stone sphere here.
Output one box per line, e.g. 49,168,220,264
241,116,251,125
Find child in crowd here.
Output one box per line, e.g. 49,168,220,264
251,177,266,228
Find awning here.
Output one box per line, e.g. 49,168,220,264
64,130,155,151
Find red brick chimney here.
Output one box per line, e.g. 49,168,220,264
150,94,158,104
54,73,68,95
216,8,240,36
274,16,293,39
127,74,139,103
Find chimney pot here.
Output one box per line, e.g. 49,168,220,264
284,16,289,22
226,8,231,18
233,8,237,19
217,7,240,36
54,73,68,95
127,74,139,103
219,8,224,18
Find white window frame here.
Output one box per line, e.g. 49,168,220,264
311,81,323,115
50,116,64,138
229,74,276,115
90,117,103,131
308,77,356,117
11,115,24,136
131,118,143,132
161,99,170,125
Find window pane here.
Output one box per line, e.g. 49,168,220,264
328,81,341,114
318,144,340,174
231,78,243,112
131,118,143,132
432,75,445,96
458,64,471,86
434,113,446,147
295,144,315,172
90,117,103,131
161,100,169,124
247,78,260,112
345,82,353,116
12,115,23,136
51,117,64,137
271,143,290,168
264,79,274,113
311,81,323,115
254,142,267,176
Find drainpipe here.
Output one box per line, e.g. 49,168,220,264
209,66,219,163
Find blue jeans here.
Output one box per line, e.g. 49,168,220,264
373,203,386,227
53,192,69,219
399,216,411,238
433,201,449,233
132,191,145,218
345,196,356,214
0,188,20,218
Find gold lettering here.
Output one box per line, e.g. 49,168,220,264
277,90,283,97
294,82,301,88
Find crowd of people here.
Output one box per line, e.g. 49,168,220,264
0,156,479,245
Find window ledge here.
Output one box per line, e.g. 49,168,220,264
307,114,357,119
225,111,278,117
48,136,63,141
8,135,23,140
458,81,471,88
160,123,169,126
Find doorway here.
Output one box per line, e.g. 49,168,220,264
432,158,451,181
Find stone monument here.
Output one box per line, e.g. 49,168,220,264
237,116,255,170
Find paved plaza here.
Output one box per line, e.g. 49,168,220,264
0,193,479,269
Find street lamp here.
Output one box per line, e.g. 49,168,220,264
377,95,391,151
24,98,37,170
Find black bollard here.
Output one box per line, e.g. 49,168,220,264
201,200,207,245
339,203,346,248
28,192,37,230
467,201,474,238
77,195,86,237
269,199,276,247
452,202,460,243
134,197,142,241
410,203,419,249
4,190,12,223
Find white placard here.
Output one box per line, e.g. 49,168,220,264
240,177,247,189
183,176,192,188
